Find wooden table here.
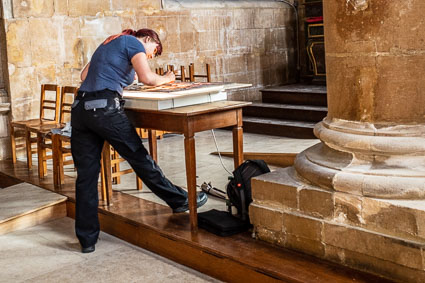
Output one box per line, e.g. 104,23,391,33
102,101,251,230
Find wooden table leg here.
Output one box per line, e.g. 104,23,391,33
148,129,158,163
101,142,113,206
184,133,197,231
232,109,244,169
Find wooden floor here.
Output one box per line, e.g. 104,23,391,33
0,160,393,283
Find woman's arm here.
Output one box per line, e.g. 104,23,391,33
80,62,90,81
131,53,175,86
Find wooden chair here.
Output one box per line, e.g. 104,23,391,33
9,84,61,168
188,63,211,82
33,86,78,179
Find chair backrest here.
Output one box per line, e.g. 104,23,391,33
59,86,79,123
188,63,211,82
40,84,61,122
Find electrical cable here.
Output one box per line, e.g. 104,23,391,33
210,129,233,176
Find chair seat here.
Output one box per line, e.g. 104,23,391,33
11,119,57,127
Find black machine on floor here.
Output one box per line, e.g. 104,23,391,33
198,160,270,236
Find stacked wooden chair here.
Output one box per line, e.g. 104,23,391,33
29,86,78,181
156,63,211,83
9,84,61,169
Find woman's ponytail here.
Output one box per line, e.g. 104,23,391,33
103,29,136,45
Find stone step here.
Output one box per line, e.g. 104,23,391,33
261,84,327,106
244,102,327,122
0,182,67,235
242,116,317,139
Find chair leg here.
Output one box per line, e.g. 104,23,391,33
136,177,143,191
25,128,33,169
37,133,45,178
10,124,17,163
112,148,121,185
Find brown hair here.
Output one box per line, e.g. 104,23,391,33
103,28,163,56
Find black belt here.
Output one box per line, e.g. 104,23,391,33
76,89,121,100
75,89,124,111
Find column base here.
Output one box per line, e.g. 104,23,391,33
250,167,425,283
295,118,425,199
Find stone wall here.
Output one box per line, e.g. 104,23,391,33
0,0,296,159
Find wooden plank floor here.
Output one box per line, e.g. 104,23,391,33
0,160,393,283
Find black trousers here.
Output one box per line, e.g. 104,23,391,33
71,89,187,248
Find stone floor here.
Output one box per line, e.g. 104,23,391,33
0,217,219,283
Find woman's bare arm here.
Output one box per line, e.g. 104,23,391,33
131,53,175,86
80,62,90,81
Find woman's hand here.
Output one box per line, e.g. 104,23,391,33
163,70,176,84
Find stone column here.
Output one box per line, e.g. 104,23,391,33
295,0,425,199
250,1,425,281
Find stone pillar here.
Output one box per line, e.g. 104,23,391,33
295,0,425,199
250,1,425,281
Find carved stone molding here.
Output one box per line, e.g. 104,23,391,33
295,119,425,199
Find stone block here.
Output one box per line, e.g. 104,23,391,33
179,32,195,53
146,16,167,41
8,66,38,121
134,16,147,30
6,20,31,67
166,16,179,34
68,0,110,16
196,31,220,52
190,10,213,32
0,114,9,137
254,8,274,29
231,9,254,30
36,66,57,86
255,226,285,247
334,192,362,225
80,17,122,38
227,29,242,49
0,137,11,160
165,33,181,54
299,188,334,219
273,8,292,28
54,0,68,15
179,15,195,34
323,223,423,270
29,18,61,67
246,53,261,73
362,198,425,242
282,213,323,241
111,0,140,11
224,55,246,75
249,204,283,232
285,235,325,258
374,55,425,123
325,245,425,283
13,0,54,18
62,18,83,69
251,169,298,209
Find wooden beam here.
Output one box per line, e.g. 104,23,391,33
210,152,297,167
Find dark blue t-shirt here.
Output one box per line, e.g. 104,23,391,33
79,35,145,94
